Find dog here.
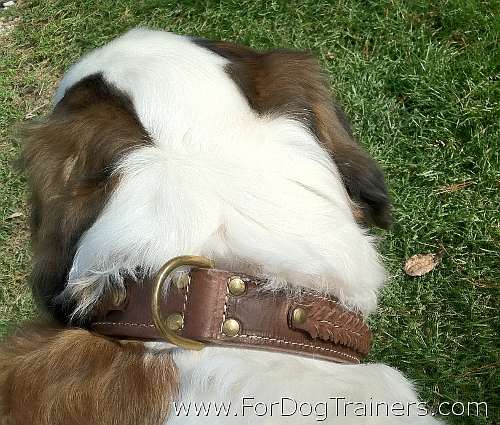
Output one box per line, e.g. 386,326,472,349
0,28,440,424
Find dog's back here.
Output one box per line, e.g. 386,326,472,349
1,29,439,425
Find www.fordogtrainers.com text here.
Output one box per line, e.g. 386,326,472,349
172,397,488,420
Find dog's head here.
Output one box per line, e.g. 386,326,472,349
21,29,390,325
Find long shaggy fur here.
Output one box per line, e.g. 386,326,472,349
21,74,151,323
0,323,177,425
2,28,440,425
50,29,386,320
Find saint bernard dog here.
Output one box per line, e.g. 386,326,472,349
0,28,440,425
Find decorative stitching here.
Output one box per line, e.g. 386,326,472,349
317,319,364,337
220,276,231,333
235,334,360,363
94,322,359,362
182,273,191,317
301,290,339,305
93,321,155,328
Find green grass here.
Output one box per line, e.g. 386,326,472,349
0,1,498,423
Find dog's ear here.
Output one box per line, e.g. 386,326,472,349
309,98,392,228
20,74,151,324
196,40,391,227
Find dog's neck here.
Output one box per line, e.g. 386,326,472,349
91,264,373,363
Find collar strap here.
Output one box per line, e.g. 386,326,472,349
91,264,372,364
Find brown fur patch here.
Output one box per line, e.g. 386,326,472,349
196,39,391,228
0,322,177,425
20,74,152,323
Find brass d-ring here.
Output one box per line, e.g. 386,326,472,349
152,255,214,350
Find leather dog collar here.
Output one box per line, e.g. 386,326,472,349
91,256,372,364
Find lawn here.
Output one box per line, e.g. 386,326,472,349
0,1,498,424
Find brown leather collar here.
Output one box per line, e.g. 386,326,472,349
91,267,372,364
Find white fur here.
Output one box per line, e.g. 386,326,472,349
56,28,383,317
167,347,439,424
55,29,439,423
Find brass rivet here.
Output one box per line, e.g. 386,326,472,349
291,307,307,325
228,276,246,296
166,313,184,332
222,318,240,337
175,274,190,289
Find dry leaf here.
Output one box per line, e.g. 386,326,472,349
6,212,24,220
436,181,472,194
403,253,441,277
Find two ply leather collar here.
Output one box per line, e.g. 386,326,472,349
91,256,372,364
